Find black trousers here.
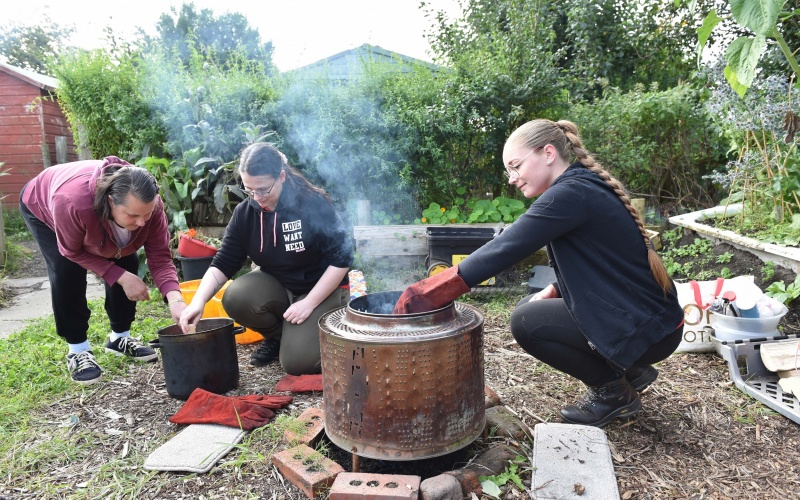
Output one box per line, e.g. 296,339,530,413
20,192,139,345
510,294,683,387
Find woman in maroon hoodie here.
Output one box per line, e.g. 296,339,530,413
20,157,186,385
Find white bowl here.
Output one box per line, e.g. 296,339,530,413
709,305,788,335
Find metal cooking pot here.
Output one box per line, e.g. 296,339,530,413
319,291,485,460
152,318,243,400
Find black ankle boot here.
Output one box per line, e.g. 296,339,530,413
250,338,281,366
560,377,641,428
625,365,658,392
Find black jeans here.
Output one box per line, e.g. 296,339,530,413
509,294,683,386
19,190,139,344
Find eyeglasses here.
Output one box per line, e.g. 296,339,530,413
242,173,281,199
503,147,543,179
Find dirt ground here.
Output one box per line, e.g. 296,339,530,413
3,233,800,498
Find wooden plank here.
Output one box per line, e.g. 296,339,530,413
354,225,428,257
0,84,40,97
353,223,506,258
0,135,43,146
0,95,45,106
761,340,800,372
0,144,42,155
0,115,40,126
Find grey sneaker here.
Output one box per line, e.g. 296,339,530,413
66,351,103,385
105,336,158,362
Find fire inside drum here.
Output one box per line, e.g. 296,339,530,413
319,291,485,460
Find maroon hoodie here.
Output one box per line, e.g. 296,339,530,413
21,156,180,299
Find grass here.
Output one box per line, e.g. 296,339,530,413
0,290,176,497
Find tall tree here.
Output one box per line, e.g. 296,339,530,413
143,2,275,71
0,18,74,74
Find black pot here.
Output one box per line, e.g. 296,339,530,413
151,318,244,400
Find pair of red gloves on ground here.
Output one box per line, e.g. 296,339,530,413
392,265,471,314
169,374,325,430
169,389,293,430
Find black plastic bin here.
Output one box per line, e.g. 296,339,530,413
427,226,496,267
426,226,510,285
178,255,214,281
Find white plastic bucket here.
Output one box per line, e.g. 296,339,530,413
709,305,788,340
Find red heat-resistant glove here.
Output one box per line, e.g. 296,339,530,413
230,394,294,409
169,388,275,430
392,265,471,314
274,374,323,393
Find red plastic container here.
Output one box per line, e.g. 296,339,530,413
177,234,218,258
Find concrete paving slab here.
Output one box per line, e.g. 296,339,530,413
0,274,105,340
531,422,619,499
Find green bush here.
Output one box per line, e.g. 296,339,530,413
570,82,726,211
53,49,167,159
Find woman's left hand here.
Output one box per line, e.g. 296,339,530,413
283,299,315,324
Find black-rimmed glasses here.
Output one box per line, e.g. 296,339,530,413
242,173,281,198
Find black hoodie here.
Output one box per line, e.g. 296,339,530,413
211,179,354,295
458,163,683,369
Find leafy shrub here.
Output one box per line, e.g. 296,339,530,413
570,82,726,210
54,49,167,159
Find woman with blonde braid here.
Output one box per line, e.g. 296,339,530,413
394,119,683,427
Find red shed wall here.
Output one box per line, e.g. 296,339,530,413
0,73,77,208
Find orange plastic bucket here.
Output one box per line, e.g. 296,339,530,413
179,280,264,345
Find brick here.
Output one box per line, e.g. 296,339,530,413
443,468,482,496
484,384,502,409
329,472,421,500
464,444,518,477
271,444,344,498
283,407,325,446
485,405,532,441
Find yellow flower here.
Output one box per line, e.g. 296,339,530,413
450,218,455,223
440,207,446,212
422,217,427,222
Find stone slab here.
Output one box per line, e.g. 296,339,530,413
0,274,107,339
531,422,619,499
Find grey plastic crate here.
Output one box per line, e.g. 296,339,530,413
712,331,800,425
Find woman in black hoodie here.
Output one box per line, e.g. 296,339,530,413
179,143,354,374
394,119,683,428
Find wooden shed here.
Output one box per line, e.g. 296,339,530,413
0,62,79,208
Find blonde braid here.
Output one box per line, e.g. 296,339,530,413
556,120,672,293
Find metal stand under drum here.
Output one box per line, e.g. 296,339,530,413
319,291,486,463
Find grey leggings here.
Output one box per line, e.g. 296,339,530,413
221,270,350,375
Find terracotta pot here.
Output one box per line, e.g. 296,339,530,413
178,234,218,258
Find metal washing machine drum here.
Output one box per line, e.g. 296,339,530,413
319,291,485,461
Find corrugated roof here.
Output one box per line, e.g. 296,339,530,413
289,43,441,80
0,62,59,91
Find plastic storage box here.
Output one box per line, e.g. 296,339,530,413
709,306,788,341
713,332,800,424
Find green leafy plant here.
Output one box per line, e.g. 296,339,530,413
479,455,527,498
761,261,776,281
696,0,799,97
766,276,800,305
417,192,529,225
716,252,734,264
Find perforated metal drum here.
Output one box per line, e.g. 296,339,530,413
319,291,485,460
